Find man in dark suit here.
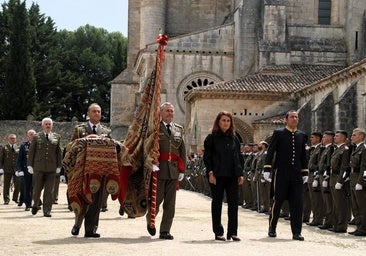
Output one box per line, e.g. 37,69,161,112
16,129,36,211
264,110,308,241
27,118,62,217
146,102,186,240
70,103,111,238
0,134,19,204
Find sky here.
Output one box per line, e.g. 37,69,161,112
0,0,128,36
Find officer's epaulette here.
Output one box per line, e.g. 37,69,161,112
174,123,184,131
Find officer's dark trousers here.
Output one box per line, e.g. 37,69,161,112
269,168,303,235
210,176,238,237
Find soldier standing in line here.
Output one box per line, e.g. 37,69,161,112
0,134,19,205
27,118,62,217
264,110,308,241
318,131,335,230
328,130,350,233
257,141,270,214
242,144,254,209
249,144,260,211
348,128,366,236
307,131,324,226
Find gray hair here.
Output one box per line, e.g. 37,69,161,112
160,102,174,111
41,117,53,126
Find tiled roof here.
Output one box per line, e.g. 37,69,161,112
191,64,346,94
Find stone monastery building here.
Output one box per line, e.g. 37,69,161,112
111,0,366,154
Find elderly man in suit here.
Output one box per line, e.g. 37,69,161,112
70,103,112,238
27,118,62,217
0,134,19,204
146,102,186,240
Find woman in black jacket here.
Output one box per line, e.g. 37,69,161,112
203,111,244,241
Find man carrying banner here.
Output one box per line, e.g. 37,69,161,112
146,102,186,240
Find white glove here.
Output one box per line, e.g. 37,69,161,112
267,178,272,182
27,166,33,174
335,182,343,190
0,169,4,174
312,180,319,188
15,171,20,177
152,164,159,172
263,172,270,181
60,175,66,183
302,176,308,184
322,180,328,188
355,183,363,191
56,167,61,174
18,171,24,176
260,178,265,183
178,173,184,181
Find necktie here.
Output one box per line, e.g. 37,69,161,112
46,134,49,140
92,125,97,134
166,124,171,135
11,145,14,151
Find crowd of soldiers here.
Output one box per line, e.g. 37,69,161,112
181,128,366,237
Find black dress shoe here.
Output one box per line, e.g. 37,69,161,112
4,200,9,205
31,206,39,215
292,234,304,241
71,225,80,236
12,199,19,204
84,231,100,238
159,232,174,240
68,205,73,211
329,227,346,233
318,224,332,230
227,235,241,241
353,230,366,236
268,227,277,237
119,207,125,216
215,235,226,241
147,225,156,236
43,212,52,217
307,221,322,226
18,201,23,207
25,207,30,211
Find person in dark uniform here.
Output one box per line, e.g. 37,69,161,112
242,144,254,209
70,103,111,238
0,134,19,204
306,131,324,226
146,102,186,240
16,129,36,211
203,111,244,241
328,130,350,233
264,110,308,241
27,118,62,217
348,128,366,236
317,131,335,230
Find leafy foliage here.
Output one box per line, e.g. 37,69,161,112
0,0,127,121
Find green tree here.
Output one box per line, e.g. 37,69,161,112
0,0,35,120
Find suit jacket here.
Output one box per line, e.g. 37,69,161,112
71,123,111,140
330,143,350,184
27,132,62,173
264,127,308,174
0,144,19,173
16,141,32,175
349,143,366,186
158,121,186,180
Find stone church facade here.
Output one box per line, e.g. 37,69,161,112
111,0,366,154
